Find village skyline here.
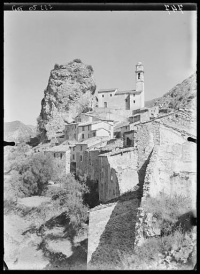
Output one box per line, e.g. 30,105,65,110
4,10,196,125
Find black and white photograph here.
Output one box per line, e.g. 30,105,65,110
4,3,197,270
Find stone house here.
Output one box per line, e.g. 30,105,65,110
114,120,130,138
77,120,114,142
128,106,159,124
148,105,159,118
123,130,135,147
75,136,110,177
98,147,138,203
44,143,71,174
74,138,124,183
64,118,114,143
98,62,144,110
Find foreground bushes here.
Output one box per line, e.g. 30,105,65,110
116,193,196,270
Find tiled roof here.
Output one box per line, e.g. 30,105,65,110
77,121,92,127
91,127,110,133
98,88,117,93
65,122,78,126
83,112,114,122
78,121,101,127
124,130,135,135
99,146,135,157
115,90,141,95
98,138,124,152
114,120,130,130
45,144,70,152
77,136,109,147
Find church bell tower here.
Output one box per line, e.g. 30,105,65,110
135,62,144,108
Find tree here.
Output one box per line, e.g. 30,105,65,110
18,152,57,196
5,142,31,173
46,173,89,229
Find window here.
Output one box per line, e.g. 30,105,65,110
113,189,115,196
73,155,75,160
133,94,135,97
104,102,107,108
74,133,76,139
82,126,84,131
125,99,127,102
110,94,112,97
133,100,135,103
88,125,90,130
102,94,104,97
54,153,56,158
138,73,140,79
73,147,75,151
80,145,82,151
93,132,96,137
60,153,62,159
82,133,84,139
80,155,83,162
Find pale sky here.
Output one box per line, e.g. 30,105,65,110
4,11,197,126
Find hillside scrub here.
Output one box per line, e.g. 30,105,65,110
142,192,193,231
4,150,66,201
115,193,196,270
117,227,196,270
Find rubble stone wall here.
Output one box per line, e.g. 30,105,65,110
87,197,140,269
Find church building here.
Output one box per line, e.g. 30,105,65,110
98,62,144,110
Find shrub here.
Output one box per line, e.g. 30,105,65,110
143,192,192,224
45,173,89,230
54,63,60,69
86,65,94,73
73,58,82,63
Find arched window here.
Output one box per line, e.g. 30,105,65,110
138,73,140,79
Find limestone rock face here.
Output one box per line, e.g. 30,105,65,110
145,73,197,111
37,59,97,141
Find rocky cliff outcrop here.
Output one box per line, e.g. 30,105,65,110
37,59,97,142
145,73,196,111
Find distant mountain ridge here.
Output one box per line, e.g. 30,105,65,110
4,120,37,142
145,73,196,111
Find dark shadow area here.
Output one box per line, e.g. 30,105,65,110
28,210,89,270
70,162,76,174
83,180,100,208
174,210,197,233
88,191,140,270
40,238,88,270
3,260,9,270
27,136,40,147
137,150,153,198
3,141,15,147
187,137,196,143
160,210,197,237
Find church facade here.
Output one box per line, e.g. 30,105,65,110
98,62,144,110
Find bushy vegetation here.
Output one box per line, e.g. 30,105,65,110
73,59,82,63
143,192,192,228
86,65,94,73
4,142,89,238
54,63,60,69
117,226,196,270
116,193,196,270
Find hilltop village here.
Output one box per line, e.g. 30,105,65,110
39,62,196,202
31,62,197,269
